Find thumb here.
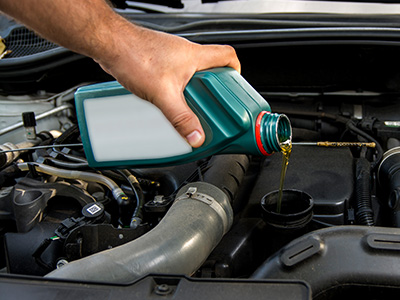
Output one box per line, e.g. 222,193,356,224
155,92,205,148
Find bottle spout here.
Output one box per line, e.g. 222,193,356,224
256,112,292,155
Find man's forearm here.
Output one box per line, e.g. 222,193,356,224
0,0,127,62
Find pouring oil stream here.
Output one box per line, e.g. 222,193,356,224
277,139,292,213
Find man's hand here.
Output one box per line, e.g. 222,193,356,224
0,0,240,147
96,21,240,147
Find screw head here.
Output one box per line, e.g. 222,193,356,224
155,284,171,295
56,259,69,269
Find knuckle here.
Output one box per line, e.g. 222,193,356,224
170,110,194,132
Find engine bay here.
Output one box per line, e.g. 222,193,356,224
2,16,400,299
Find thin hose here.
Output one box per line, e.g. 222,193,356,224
118,169,145,228
17,162,126,201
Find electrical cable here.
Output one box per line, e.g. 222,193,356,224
52,125,87,163
0,143,83,154
117,169,142,218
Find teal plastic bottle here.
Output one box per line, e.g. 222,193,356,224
75,67,292,168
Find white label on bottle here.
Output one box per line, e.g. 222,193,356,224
83,94,192,162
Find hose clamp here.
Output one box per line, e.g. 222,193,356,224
175,187,230,234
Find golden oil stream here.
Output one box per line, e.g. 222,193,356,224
276,140,292,213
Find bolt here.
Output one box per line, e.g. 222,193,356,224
155,284,172,296
118,234,124,239
56,259,69,269
153,195,165,204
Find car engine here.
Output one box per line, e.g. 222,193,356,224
2,15,400,299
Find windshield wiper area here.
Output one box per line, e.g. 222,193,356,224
110,0,184,9
201,0,229,3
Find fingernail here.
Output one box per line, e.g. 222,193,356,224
186,130,203,147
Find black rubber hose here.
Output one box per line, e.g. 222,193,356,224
347,121,383,170
355,158,374,226
41,157,89,170
202,155,250,208
377,147,400,227
46,181,233,283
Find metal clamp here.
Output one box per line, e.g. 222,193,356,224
176,187,230,234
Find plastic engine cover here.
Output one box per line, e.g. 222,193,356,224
248,145,353,225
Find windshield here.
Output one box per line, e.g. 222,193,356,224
122,0,400,14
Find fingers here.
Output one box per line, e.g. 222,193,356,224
153,90,205,148
155,43,239,148
169,106,205,148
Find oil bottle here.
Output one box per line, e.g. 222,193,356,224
75,67,292,168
